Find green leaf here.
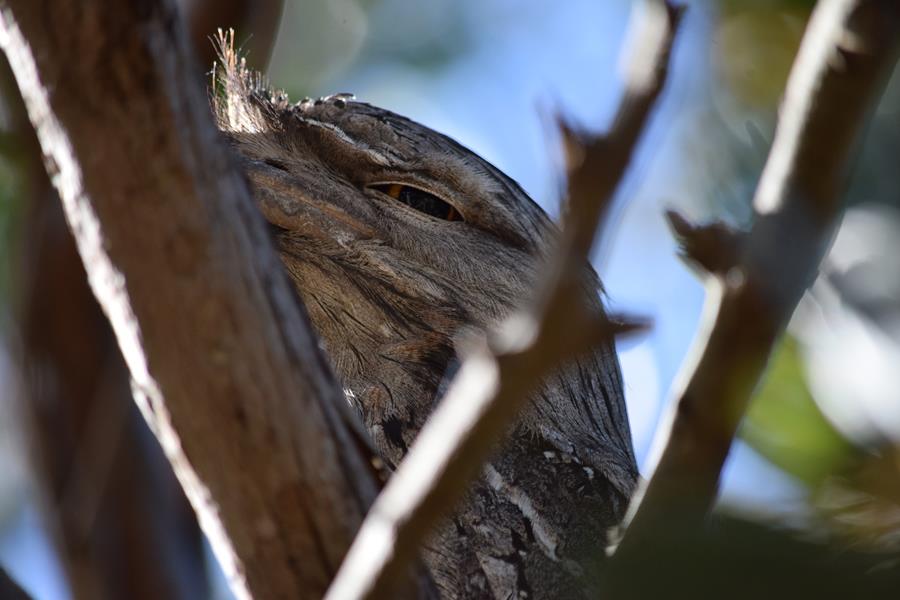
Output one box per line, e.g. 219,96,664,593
740,336,859,487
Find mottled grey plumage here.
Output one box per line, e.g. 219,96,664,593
214,47,637,599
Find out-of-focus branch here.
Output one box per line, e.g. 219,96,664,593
0,2,380,599
614,0,900,565
561,0,683,258
179,0,284,69
324,3,683,599
0,566,32,600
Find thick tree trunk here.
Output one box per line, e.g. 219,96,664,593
0,1,388,598
3,50,207,599
6,3,283,598
17,185,207,600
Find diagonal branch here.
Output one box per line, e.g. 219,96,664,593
0,567,32,600
0,1,383,599
7,4,284,599
324,3,683,599
561,0,684,258
613,0,900,565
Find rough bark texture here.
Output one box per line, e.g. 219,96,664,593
6,3,283,598
18,194,206,600
0,1,383,599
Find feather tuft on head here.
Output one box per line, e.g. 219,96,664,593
211,29,287,134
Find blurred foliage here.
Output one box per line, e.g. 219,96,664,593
713,4,808,111
268,0,372,97
742,336,859,488
815,447,900,550
610,511,900,599
697,0,900,222
741,324,900,552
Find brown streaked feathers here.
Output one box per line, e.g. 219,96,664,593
213,35,637,600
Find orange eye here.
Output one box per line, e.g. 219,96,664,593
371,183,462,222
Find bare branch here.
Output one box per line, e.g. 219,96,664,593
561,0,684,258
324,3,682,599
0,2,380,599
664,209,744,277
614,0,900,564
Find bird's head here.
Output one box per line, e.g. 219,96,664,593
212,39,635,493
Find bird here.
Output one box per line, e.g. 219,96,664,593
213,42,637,600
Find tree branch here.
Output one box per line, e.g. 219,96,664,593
179,0,284,70
324,3,683,599
0,566,32,600
561,0,684,258
6,4,288,600
0,2,380,599
614,0,900,564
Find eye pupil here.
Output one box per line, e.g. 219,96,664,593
387,183,403,199
371,184,463,222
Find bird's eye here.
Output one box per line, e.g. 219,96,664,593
370,183,463,222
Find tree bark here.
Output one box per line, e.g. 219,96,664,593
5,54,207,600
7,2,284,598
181,0,284,70
0,1,381,599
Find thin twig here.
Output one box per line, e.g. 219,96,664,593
324,3,683,598
614,0,900,565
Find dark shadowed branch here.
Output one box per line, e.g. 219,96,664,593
0,1,383,599
613,0,900,568
180,0,284,70
324,3,683,599
0,566,32,600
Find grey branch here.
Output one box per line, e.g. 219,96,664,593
0,2,380,599
614,0,900,563
324,3,682,599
